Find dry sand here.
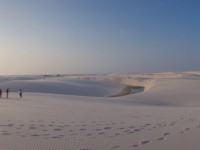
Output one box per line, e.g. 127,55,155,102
0,72,200,150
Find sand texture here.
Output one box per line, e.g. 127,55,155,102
0,72,200,150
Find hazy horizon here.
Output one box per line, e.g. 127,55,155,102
1,0,200,75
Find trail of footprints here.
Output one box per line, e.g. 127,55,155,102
0,117,200,149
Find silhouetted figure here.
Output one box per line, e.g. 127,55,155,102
0,89,2,98
19,89,22,98
6,88,10,99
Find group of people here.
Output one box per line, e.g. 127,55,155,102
0,88,23,99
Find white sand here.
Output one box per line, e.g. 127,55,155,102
0,72,200,150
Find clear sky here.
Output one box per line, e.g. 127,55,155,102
0,0,200,75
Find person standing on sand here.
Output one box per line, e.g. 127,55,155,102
0,89,2,98
6,88,9,99
19,89,22,98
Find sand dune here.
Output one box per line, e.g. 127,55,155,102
125,78,200,106
0,72,200,150
0,77,123,97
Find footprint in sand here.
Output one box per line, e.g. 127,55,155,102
140,127,145,130
115,133,120,136
54,128,61,131
123,130,130,133
87,134,92,136
7,124,15,127
163,132,170,136
2,132,11,136
127,131,134,134
104,127,111,130
111,145,120,149
134,129,140,132
43,134,51,136
157,137,165,141
52,136,61,139
161,124,167,127
80,128,87,131
185,128,191,131
169,122,175,126
98,132,104,135
144,123,151,127
140,140,150,145
96,129,101,131
181,128,191,134
31,134,40,137
131,144,139,147
71,133,78,136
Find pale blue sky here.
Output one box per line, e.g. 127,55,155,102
0,0,200,75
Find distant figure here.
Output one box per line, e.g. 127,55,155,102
19,89,22,98
0,89,2,98
6,88,9,99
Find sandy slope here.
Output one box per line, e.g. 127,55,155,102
0,72,199,150
126,78,200,106
0,93,200,150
